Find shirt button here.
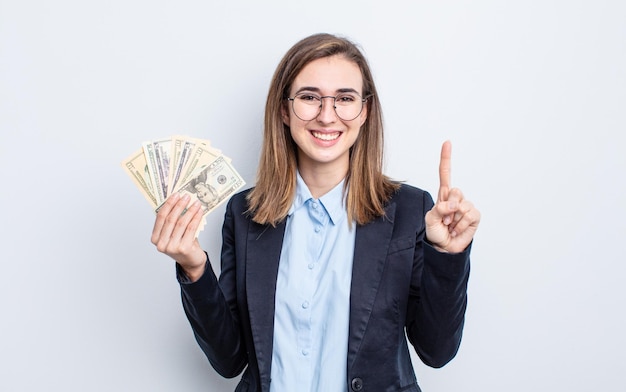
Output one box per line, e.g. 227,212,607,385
308,263,315,270
311,202,318,209
302,349,309,356
314,226,321,233
302,301,309,309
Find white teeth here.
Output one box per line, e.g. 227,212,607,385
312,131,340,141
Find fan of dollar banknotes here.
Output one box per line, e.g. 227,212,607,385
121,135,246,234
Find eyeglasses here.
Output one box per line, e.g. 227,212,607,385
286,92,370,121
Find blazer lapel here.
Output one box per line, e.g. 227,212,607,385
347,200,397,370
245,220,286,389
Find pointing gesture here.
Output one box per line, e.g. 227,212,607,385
437,140,452,203
425,141,480,253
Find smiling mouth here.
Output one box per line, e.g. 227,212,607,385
311,131,341,141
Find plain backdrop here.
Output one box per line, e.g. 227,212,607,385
1,1,625,391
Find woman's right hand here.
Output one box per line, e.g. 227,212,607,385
151,193,207,282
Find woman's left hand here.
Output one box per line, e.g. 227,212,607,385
425,141,481,253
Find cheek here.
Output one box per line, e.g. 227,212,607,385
289,126,302,143
359,107,368,127
287,116,307,138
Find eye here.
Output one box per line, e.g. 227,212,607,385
336,94,357,103
296,93,320,102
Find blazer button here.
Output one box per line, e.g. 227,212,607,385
351,377,363,391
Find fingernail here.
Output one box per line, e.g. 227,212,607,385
448,201,457,210
444,216,452,225
182,194,190,201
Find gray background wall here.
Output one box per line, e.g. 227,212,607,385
1,1,625,391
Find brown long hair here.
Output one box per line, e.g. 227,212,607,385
247,33,399,226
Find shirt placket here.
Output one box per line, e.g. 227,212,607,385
297,199,327,363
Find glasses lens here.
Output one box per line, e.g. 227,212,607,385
292,93,364,121
292,94,321,121
334,93,363,121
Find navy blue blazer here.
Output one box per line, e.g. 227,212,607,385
178,184,471,392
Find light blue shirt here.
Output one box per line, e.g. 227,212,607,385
270,173,356,392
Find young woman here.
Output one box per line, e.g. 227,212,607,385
151,33,480,392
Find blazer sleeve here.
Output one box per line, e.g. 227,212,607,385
405,192,471,368
177,196,247,378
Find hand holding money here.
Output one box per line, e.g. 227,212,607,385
121,135,246,236
151,192,207,281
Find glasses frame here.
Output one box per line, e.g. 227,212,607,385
286,92,371,122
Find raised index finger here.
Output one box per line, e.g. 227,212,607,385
438,140,452,202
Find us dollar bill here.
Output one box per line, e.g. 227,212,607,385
142,141,163,204
153,138,173,198
174,143,221,193
121,148,158,209
169,135,197,195
124,135,244,236
158,155,245,219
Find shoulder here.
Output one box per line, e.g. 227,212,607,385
227,187,253,214
231,187,253,203
389,183,434,209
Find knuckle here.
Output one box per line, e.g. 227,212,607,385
458,200,472,214
456,220,468,231
178,242,190,254
175,217,188,229
156,243,167,253
450,188,464,201
156,205,170,217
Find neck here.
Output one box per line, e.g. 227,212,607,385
298,161,348,199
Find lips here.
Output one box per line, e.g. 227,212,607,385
311,131,341,141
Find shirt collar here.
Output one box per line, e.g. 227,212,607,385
288,171,347,226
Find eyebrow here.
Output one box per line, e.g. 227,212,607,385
294,86,361,95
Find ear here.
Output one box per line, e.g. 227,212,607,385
281,102,290,126
358,101,368,127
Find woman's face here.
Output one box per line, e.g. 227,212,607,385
283,55,367,174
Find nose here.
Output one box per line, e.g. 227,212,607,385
316,96,337,122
